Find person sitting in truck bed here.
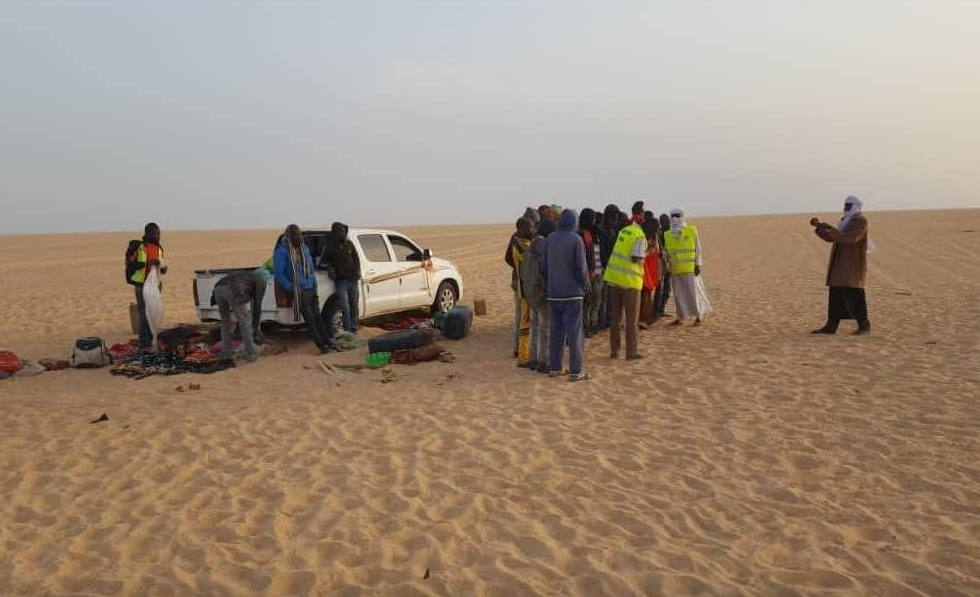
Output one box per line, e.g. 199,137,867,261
274,224,336,354
321,222,361,334
212,268,269,361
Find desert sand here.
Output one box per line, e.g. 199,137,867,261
1,210,979,597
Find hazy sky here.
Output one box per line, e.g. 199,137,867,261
1,0,978,234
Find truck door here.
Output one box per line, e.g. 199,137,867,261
356,233,400,315
387,234,431,310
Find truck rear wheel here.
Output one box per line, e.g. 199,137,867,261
321,296,345,333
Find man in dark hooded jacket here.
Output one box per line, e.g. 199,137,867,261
598,204,622,329
631,201,646,224
579,208,601,337
321,222,361,334
541,209,591,382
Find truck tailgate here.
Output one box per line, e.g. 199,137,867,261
194,268,298,324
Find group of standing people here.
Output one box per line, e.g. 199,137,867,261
124,197,870,374
127,221,363,363
506,203,713,382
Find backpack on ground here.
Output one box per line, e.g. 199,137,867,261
70,337,110,368
125,240,143,285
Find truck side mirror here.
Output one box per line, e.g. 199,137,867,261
423,248,432,260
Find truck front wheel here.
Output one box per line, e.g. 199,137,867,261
432,281,458,315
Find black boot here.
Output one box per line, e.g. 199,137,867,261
854,320,871,335
812,319,839,334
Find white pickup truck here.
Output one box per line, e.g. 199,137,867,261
193,228,464,326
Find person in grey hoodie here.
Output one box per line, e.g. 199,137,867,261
521,218,557,373
541,209,592,382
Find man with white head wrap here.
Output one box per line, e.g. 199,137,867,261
810,196,872,335
663,209,712,326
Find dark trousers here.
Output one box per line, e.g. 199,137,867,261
300,290,333,349
609,285,641,358
601,284,612,328
336,278,360,333
587,275,604,332
640,288,656,323
583,274,601,333
215,285,257,359
655,273,671,315
549,299,585,375
134,285,152,348
826,286,869,330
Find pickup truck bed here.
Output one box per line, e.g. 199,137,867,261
193,267,334,325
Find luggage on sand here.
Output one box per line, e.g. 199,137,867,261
70,337,110,368
14,361,45,377
440,306,473,340
367,329,438,354
0,349,22,373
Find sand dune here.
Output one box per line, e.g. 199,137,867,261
1,210,979,596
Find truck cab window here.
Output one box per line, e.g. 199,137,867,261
358,234,392,263
305,234,327,267
388,235,421,262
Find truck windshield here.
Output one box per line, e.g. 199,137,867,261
388,235,421,262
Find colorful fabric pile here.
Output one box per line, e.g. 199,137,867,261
381,316,434,331
108,341,140,364
38,358,70,371
157,325,208,351
392,343,446,365
109,340,235,380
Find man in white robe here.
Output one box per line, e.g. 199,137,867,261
666,209,712,326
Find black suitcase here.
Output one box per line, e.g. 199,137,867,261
367,328,437,354
441,306,473,340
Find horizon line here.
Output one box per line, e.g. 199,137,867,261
1,205,976,238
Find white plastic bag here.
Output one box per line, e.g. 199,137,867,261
143,266,165,350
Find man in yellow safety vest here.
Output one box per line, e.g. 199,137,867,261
126,222,167,349
663,209,712,326
603,212,648,360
